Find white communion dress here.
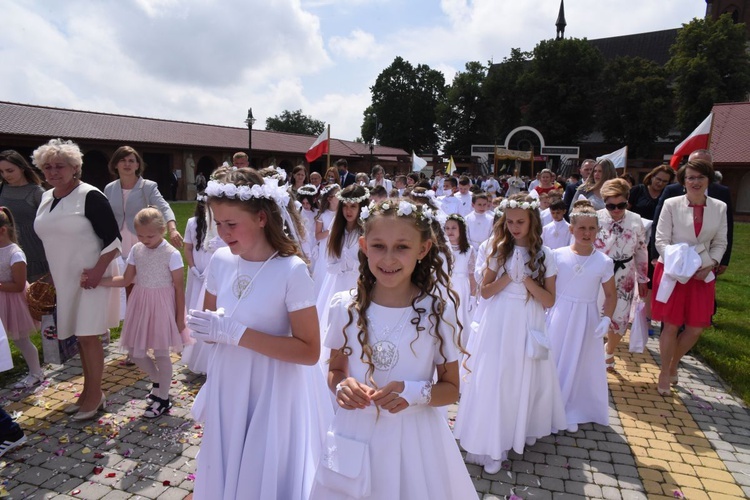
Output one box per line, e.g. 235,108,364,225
192,249,333,500
546,246,614,428
454,245,567,462
310,291,476,500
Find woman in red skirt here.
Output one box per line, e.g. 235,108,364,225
652,159,727,396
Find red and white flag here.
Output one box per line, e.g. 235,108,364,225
670,113,712,169
305,128,329,163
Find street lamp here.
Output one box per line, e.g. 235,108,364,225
369,112,379,145
369,141,374,170
245,108,256,166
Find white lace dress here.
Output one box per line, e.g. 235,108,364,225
313,210,336,293
454,246,567,462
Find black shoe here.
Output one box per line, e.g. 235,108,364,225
143,396,172,419
0,430,27,459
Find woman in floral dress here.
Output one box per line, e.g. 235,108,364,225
595,179,648,372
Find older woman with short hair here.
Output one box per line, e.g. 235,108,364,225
0,150,49,281
652,160,727,396
595,178,649,373
33,139,121,420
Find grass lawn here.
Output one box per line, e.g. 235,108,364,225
692,221,750,403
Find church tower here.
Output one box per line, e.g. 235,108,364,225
706,0,750,39
556,0,567,40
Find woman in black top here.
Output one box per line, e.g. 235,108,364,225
628,165,674,221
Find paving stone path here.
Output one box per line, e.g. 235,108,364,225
1,333,749,499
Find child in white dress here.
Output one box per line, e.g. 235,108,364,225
183,196,210,311
316,184,368,330
297,184,319,264
96,208,185,418
0,208,43,389
310,199,475,500
186,168,332,500
547,200,616,432
444,214,476,347
454,194,567,474
313,184,340,293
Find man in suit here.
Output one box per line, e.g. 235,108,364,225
652,149,733,274
337,159,356,188
563,158,596,220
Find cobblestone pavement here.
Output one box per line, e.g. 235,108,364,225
2,334,749,499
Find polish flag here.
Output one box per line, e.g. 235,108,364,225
305,129,329,163
670,113,712,169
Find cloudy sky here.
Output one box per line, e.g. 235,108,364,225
2,0,705,141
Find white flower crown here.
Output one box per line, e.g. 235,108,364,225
205,179,290,207
196,194,207,202
320,183,340,196
446,213,465,224
410,189,437,199
336,188,370,204
498,198,540,210
297,184,319,196
360,199,440,224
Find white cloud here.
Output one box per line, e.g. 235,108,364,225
0,0,707,143
329,30,381,60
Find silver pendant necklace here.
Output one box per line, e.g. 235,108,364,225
572,248,594,275
367,303,413,371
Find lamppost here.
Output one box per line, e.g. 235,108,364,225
369,141,374,170
245,108,256,166
370,112,379,145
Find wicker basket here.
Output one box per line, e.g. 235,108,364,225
27,276,56,322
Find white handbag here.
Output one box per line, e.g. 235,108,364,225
526,327,551,360
315,430,372,498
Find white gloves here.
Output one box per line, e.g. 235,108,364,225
594,317,612,338
398,380,433,406
187,308,246,346
190,266,203,279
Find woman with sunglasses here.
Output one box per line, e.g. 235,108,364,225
594,178,649,373
652,160,727,396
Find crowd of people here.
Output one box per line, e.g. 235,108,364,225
0,140,732,499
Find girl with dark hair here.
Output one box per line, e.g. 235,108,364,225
313,184,340,292
297,184,320,265
454,194,566,474
444,214,476,347
316,184,368,330
0,149,49,281
186,167,331,499
310,199,475,499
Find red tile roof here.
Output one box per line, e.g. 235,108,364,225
0,101,407,159
710,102,750,164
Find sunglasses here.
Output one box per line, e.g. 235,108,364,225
605,202,628,211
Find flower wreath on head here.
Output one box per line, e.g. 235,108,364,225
196,193,207,203
205,177,302,244
493,206,504,217
410,189,437,200
336,187,370,204
267,166,287,182
319,183,340,196
297,184,319,197
360,199,440,225
446,213,465,225
498,198,540,210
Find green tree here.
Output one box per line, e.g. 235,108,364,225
437,61,492,155
520,38,605,144
265,109,325,135
667,14,750,134
364,57,446,152
597,57,673,157
482,49,532,141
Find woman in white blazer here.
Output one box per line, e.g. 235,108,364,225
652,159,727,396
104,146,182,254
